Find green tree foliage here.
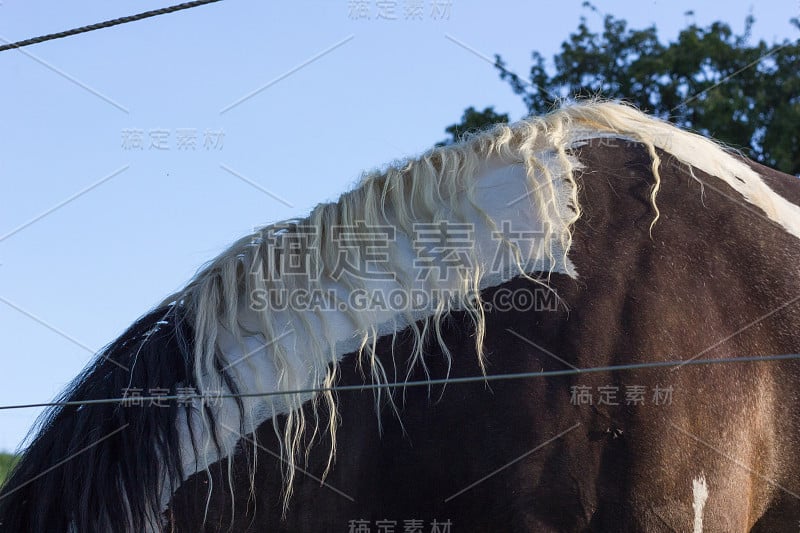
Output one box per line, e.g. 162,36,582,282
444,6,800,174
439,106,510,145
0,453,17,486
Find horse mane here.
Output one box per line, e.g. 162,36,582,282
172,98,800,501
2,100,798,532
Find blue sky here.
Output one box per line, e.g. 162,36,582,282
0,0,797,452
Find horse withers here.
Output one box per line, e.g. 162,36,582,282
1,102,799,532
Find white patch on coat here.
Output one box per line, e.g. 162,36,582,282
692,474,709,533
168,157,576,509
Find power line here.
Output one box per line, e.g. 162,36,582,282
0,0,223,53
0,352,798,411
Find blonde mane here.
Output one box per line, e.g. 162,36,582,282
160,100,800,514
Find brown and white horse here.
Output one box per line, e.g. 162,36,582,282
1,102,798,532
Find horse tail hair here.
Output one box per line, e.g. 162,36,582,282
0,305,200,532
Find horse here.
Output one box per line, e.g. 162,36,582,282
0,101,798,532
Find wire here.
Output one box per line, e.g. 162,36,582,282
0,352,798,411
0,0,223,53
